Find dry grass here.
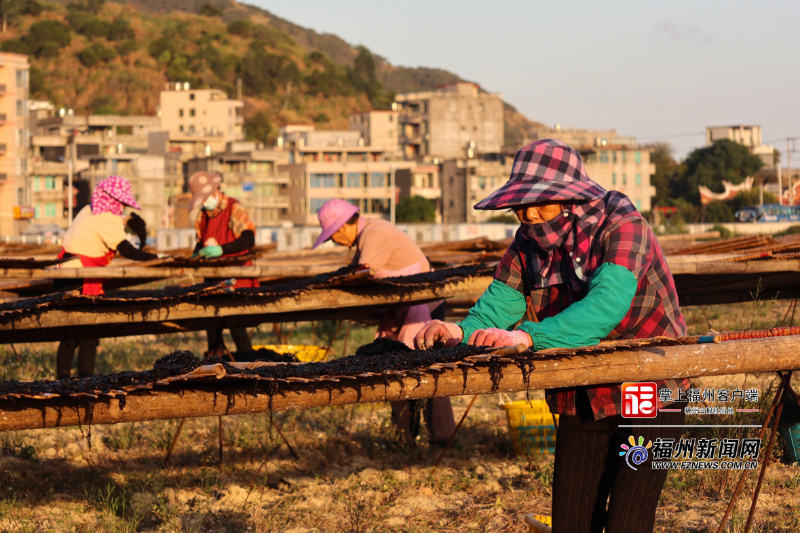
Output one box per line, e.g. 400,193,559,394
1,309,799,532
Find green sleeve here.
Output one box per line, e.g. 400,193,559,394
517,262,637,349
457,279,527,342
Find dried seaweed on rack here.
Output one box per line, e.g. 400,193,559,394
0,263,493,324
0,257,70,269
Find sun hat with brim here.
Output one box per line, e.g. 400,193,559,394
188,171,223,211
312,199,359,249
474,139,607,210
92,175,141,214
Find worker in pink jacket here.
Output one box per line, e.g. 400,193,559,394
314,198,456,447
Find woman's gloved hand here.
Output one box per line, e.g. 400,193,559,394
467,328,532,348
414,320,463,350
198,245,223,258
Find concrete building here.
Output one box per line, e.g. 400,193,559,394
158,83,244,145
441,154,513,224
706,125,775,169
275,124,412,227
528,125,637,150
183,144,291,228
395,82,504,161
81,153,175,233
348,110,400,155
395,163,443,223
0,52,29,237
580,146,656,212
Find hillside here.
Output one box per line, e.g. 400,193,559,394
3,0,544,148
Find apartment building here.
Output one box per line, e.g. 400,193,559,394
158,83,244,145
183,144,291,228
579,146,656,212
440,154,513,224
348,110,400,155
706,125,775,168
0,52,29,237
394,82,504,161
395,163,442,223
80,153,176,233
528,125,637,150
275,125,410,226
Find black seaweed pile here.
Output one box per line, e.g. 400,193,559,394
224,339,492,381
0,351,216,397
0,339,498,398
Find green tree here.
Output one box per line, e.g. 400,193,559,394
648,142,678,206
703,201,734,223
1,0,42,33
396,196,436,223
227,19,251,37
245,112,273,145
24,20,72,57
77,42,116,67
729,188,777,213
671,139,764,205
348,46,393,109
199,3,223,17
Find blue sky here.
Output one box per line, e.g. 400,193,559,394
251,0,800,162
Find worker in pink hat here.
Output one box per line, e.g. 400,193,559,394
55,175,158,378
415,140,688,532
314,198,456,447
188,171,259,356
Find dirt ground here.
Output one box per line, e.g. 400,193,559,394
1,306,800,532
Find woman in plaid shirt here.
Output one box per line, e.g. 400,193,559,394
416,139,689,532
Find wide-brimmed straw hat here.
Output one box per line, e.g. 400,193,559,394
312,199,359,249
188,171,223,210
474,139,606,210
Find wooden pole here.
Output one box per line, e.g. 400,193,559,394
3,336,800,432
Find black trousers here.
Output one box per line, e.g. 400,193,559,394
390,397,456,446
206,326,252,355
56,338,100,379
552,390,685,533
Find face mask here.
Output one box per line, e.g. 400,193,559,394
202,194,219,211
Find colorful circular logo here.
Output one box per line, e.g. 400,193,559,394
619,435,652,470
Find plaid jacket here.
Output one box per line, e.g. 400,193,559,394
496,209,690,419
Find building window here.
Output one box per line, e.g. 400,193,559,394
45,176,56,190
600,152,609,164
179,125,184,132
622,151,627,164
346,173,362,187
635,173,642,186
612,173,616,186
15,69,27,88
310,198,331,213
310,173,336,188
635,199,642,210
370,172,387,187
45,203,57,218
179,109,184,117
635,151,641,164
189,93,195,100
371,198,389,214
16,100,25,116
189,109,196,117
622,174,627,186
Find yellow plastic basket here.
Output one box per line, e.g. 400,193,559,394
502,399,558,455
251,344,328,362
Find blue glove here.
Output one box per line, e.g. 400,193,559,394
198,245,223,258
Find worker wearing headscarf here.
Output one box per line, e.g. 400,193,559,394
415,140,689,532
314,198,456,447
189,171,259,355
56,175,157,378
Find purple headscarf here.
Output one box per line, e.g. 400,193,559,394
91,175,141,215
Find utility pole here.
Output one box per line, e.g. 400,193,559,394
789,138,797,206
